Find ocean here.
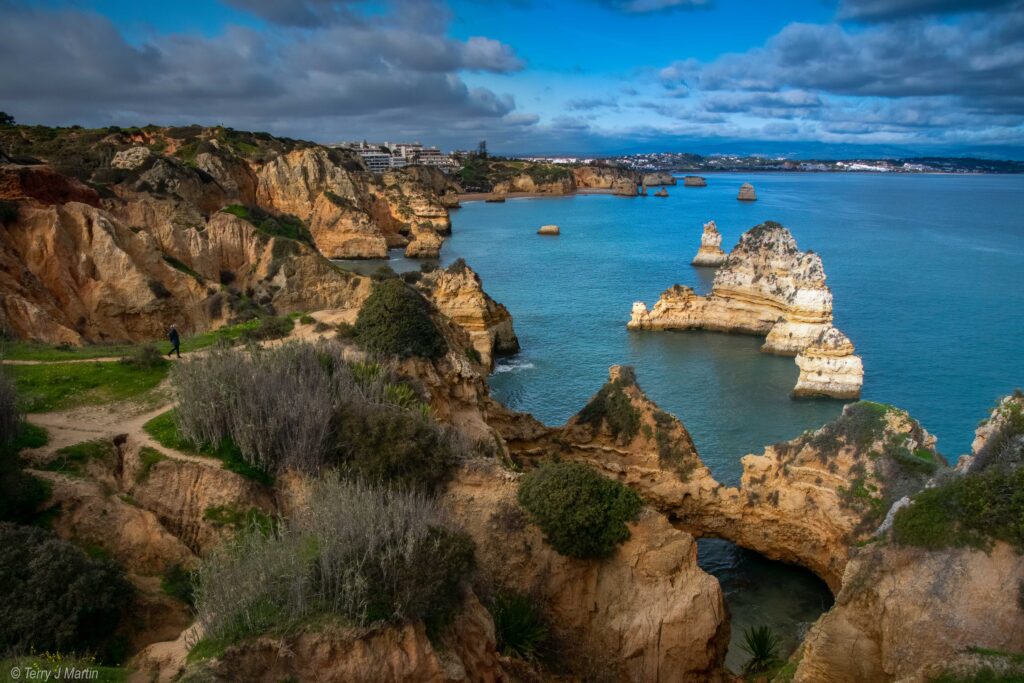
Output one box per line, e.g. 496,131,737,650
343,171,1024,669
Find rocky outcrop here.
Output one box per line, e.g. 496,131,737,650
642,172,676,186
419,262,519,370
737,182,757,201
684,175,707,187
0,200,369,343
629,221,862,398
691,220,728,266
111,146,153,170
793,326,864,399
404,223,444,258
653,187,669,197
0,165,101,207
492,172,574,196
445,461,730,682
189,592,507,683
537,224,559,235
572,166,639,196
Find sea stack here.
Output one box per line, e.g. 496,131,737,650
737,182,757,201
629,221,862,399
792,327,864,399
654,187,669,197
691,220,728,267
537,224,560,235
683,176,707,187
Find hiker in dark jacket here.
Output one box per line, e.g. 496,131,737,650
167,324,181,358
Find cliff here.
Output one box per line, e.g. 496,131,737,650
793,326,864,399
418,261,519,370
691,220,729,266
491,171,574,195
572,165,639,196
642,171,676,186
684,175,707,187
629,221,863,399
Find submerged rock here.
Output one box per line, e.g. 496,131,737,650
737,182,757,201
690,220,728,267
537,224,560,235
629,221,862,399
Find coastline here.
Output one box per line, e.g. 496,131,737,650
458,188,626,203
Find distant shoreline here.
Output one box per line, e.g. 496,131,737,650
457,188,626,203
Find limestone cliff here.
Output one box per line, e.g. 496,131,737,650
491,171,574,195
445,461,730,682
691,220,729,267
642,171,677,186
404,223,444,258
629,221,862,399
572,165,639,196
793,326,864,399
418,261,519,370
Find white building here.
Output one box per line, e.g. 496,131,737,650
358,150,393,173
331,140,454,173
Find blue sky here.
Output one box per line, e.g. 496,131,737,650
2,0,1022,157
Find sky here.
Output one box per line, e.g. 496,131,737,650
1,0,1022,157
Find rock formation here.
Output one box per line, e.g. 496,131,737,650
654,187,669,197
572,166,639,196
793,326,864,399
491,172,574,196
445,461,730,682
418,261,520,370
537,224,559,235
629,221,862,399
642,172,676,186
684,175,707,187
404,223,444,258
691,220,728,267
737,182,757,201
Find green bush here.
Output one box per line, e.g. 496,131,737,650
517,461,643,559
491,592,549,661
892,464,1024,552
240,315,294,342
353,279,446,359
119,343,169,370
0,523,132,657
335,405,458,492
299,314,316,326
577,376,641,442
192,478,474,649
221,205,313,246
161,563,195,608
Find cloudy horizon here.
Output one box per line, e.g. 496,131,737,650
2,0,1022,158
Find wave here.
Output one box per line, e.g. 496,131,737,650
492,358,536,374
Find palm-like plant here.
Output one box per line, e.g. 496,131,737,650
493,592,549,661
741,625,781,675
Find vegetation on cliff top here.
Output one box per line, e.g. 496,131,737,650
354,278,447,360
191,477,474,655
577,374,642,443
221,204,314,247
518,461,643,559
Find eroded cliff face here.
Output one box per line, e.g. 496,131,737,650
629,221,863,398
691,220,728,267
572,166,639,196
445,461,731,683
418,262,520,371
642,172,677,186
491,172,574,195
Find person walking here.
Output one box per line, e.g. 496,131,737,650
167,324,181,358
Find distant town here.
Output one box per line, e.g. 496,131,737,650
333,139,1024,175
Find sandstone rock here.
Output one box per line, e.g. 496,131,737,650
0,165,100,206
404,223,444,258
572,166,639,196
629,221,862,399
793,326,864,399
683,175,707,187
737,182,757,201
691,220,728,267
419,262,519,370
445,461,730,682
112,146,153,170
536,224,559,235
653,187,669,197
642,172,676,186
492,172,574,195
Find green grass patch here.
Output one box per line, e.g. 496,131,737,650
203,504,276,536
10,361,169,412
143,409,272,485
4,421,48,454
185,635,234,663
221,204,313,246
41,439,115,476
136,446,167,483
162,255,205,282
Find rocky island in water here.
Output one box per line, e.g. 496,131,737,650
0,121,1021,683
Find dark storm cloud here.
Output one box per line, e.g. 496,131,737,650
0,2,529,146
837,0,1019,22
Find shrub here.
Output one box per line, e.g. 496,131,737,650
577,378,641,442
491,592,549,661
517,461,643,559
299,314,316,326
239,315,294,342
892,464,1024,552
119,343,168,369
161,563,195,608
314,321,331,333
353,279,446,359
335,321,355,339
0,523,132,657
221,204,313,246
192,477,474,648
136,446,166,483
740,625,781,675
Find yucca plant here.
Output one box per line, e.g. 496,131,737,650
741,625,781,675
492,591,549,661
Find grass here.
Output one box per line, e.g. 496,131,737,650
203,504,276,536
143,409,272,485
10,360,169,412
4,422,48,455
40,439,115,476
136,446,167,483
221,204,313,246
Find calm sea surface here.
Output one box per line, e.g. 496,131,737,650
345,171,1024,669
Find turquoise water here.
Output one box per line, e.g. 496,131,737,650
347,172,1024,669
